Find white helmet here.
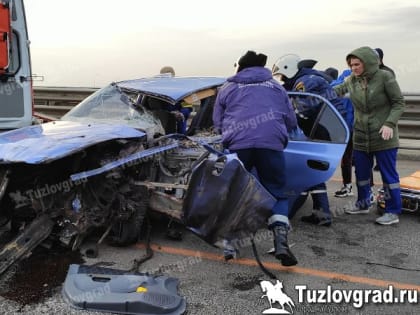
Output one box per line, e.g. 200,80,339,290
272,54,301,79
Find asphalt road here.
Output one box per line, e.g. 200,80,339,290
0,159,419,315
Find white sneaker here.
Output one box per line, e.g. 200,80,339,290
376,213,399,225
344,203,372,215
334,184,354,197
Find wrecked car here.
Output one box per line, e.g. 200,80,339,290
0,75,349,274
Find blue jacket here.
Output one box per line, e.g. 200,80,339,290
213,67,297,151
330,69,354,130
283,68,347,120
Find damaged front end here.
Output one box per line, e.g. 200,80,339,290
0,128,156,274
0,77,229,275
0,123,223,275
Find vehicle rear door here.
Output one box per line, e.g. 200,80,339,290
284,92,349,204
0,0,33,130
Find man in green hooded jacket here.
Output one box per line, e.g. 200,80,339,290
334,46,405,225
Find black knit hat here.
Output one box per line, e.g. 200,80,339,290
237,50,267,72
324,67,338,80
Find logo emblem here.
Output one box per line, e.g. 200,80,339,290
295,81,305,92
9,190,30,208
260,280,295,314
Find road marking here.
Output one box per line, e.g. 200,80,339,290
135,243,420,291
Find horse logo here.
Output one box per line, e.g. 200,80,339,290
260,280,295,314
8,190,30,208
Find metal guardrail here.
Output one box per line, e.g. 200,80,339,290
33,86,99,120
34,86,99,106
33,86,420,141
397,93,420,140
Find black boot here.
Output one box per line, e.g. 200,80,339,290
301,212,331,227
272,225,297,266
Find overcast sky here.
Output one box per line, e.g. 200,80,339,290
24,0,420,91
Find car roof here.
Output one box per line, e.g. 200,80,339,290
116,76,226,104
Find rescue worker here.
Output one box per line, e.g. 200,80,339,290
272,54,347,226
372,48,395,172
158,66,192,134
213,50,298,266
324,67,339,81
331,69,355,198
374,48,396,77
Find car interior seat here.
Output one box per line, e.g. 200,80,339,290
145,97,177,134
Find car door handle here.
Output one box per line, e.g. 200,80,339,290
307,159,330,171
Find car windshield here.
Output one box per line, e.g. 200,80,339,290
62,84,164,136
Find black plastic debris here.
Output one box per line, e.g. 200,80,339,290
62,264,186,315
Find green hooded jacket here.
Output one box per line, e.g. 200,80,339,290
334,46,405,152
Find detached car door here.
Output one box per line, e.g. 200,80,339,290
284,92,349,208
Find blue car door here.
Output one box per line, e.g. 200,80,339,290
284,92,350,207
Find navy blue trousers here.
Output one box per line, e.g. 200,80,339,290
307,182,330,217
231,148,289,223
353,148,401,214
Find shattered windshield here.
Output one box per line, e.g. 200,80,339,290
62,84,164,136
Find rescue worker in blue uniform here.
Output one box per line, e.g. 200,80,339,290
272,54,347,226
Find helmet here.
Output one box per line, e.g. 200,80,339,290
272,54,301,79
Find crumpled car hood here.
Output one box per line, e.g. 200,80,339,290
0,121,145,164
